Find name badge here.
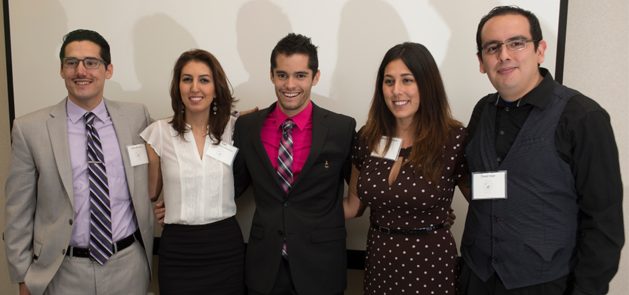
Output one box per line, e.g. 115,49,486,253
370,136,402,161
127,144,149,167
471,170,507,200
206,141,239,166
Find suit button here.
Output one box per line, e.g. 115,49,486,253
62,249,66,255
493,237,500,243
497,157,502,162
284,202,290,207
278,230,283,236
492,256,500,263
69,219,73,225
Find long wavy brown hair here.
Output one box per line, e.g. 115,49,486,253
169,49,236,144
363,42,461,183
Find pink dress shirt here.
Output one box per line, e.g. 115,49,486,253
260,101,313,183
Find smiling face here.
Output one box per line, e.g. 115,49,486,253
478,14,547,101
382,59,420,126
270,53,320,118
179,61,215,118
60,41,113,110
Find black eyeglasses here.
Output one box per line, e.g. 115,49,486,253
62,58,107,69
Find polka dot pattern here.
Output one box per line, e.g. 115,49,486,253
351,127,468,294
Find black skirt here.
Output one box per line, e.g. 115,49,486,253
158,216,245,294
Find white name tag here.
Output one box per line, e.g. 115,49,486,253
370,136,402,161
472,171,507,200
127,144,149,167
206,141,239,166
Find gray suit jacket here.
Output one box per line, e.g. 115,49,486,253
4,98,154,295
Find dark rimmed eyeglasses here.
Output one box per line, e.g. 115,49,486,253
62,58,107,69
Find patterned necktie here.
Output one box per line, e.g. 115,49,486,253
277,119,295,260
277,119,296,194
85,112,113,265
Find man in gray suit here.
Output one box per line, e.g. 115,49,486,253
4,29,154,295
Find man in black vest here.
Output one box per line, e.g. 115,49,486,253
461,6,624,295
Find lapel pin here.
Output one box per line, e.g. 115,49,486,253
325,160,329,170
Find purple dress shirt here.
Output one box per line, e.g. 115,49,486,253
66,98,137,247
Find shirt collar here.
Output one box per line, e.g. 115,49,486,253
66,97,108,124
272,101,313,131
491,67,554,109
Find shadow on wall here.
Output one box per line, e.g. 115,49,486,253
233,0,292,111
330,0,409,250
105,13,198,120
11,0,67,116
330,0,410,128
431,0,558,124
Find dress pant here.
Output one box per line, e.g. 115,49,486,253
460,260,572,295
44,241,149,295
247,258,343,295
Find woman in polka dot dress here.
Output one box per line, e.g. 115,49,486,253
344,42,470,295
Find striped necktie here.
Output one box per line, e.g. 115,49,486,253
85,112,113,265
277,119,295,260
277,119,296,194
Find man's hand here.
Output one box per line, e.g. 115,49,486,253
154,200,166,227
238,107,259,116
445,209,456,229
19,283,31,295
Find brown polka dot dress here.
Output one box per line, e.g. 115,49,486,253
351,126,468,295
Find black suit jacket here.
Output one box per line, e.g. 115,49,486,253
233,102,356,295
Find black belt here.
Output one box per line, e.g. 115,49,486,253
66,230,140,258
371,222,445,235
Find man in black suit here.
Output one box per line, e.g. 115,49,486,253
233,33,356,295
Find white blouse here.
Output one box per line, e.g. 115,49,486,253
141,117,237,225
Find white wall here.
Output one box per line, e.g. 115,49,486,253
563,0,628,293
6,0,560,251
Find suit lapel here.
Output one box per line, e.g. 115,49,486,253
47,99,75,207
251,103,284,190
105,98,135,195
292,102,329,189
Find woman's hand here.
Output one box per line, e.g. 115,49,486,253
154,200,166,227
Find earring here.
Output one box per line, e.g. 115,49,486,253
213,100,217,115
182,102,185,114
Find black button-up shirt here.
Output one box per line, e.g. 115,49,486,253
467,68,624,294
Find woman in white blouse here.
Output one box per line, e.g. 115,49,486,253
142,49,244,294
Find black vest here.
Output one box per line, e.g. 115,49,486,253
462,83,579,289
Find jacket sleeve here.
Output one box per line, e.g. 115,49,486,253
4,119,38,283
233,118,251,198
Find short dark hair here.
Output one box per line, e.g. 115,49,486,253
59,29,111,65
270,33,318,76
476,6,543,60
363,42,461,184
170,49,236,144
